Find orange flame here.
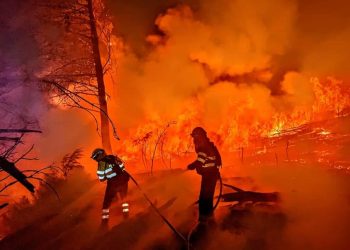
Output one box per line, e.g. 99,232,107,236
118,77,349,163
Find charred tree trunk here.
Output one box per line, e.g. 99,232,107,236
0,129,41,134
0,203,9,209
87,0,112,153
221,191,279,203
0,157,35,193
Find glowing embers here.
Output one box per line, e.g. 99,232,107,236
268,120,285,138
317,129,331,136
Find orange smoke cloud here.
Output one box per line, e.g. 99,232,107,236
107,1,349,163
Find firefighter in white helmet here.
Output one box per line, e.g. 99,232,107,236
91,148,130,223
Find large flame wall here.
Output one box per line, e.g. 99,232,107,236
105,1,349,164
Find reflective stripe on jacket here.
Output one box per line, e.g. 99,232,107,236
197,152,218,169
188,140,222,175
96,156,125,182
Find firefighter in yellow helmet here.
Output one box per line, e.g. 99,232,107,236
187,127,222,223
91,148,130,223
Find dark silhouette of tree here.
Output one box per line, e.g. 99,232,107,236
37,0,119,153
0,129,60,196
0,0,65,207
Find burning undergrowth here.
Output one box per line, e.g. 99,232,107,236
2,126,350,250
1,0,350,249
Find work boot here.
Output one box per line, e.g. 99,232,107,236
121,202,129,219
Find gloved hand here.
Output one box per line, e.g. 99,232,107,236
187,163,196,170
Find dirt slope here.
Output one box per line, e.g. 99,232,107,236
1,164,350,250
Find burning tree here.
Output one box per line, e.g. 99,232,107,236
129,121,193,173
37,0,119,152
312,77,350,117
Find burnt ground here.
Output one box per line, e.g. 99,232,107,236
1,163,350,250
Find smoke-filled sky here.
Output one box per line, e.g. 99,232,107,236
108,0,350,78
105,0,350,137
0,0,98,167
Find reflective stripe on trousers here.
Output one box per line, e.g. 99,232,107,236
122,202,129,213
102,208,110,220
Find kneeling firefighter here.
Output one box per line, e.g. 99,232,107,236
187,127,222,223
91,148,130,222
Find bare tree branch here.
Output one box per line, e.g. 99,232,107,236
28,176,61,201
2,134,25,158
0,137,20,142
0,203,9,210
37,0,118,151
41,78,119,140
14,144,35,164
0,165,63,201
0,129,42,134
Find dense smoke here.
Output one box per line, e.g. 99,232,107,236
0,0,99,203
240,164,350,250
106,0,349,142
109,0,350,78
0,0,45,166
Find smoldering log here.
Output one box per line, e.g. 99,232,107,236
221,191,280,203
0,157,35,193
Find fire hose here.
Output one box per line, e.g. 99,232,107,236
125,170,228,250
214,173,223,210
123,165,276,249
125,171,188,245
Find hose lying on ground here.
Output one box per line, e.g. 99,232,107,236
125,171,188,245
126,170,226,250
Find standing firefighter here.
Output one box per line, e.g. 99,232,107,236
91,148,130,223
187,127,221,223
